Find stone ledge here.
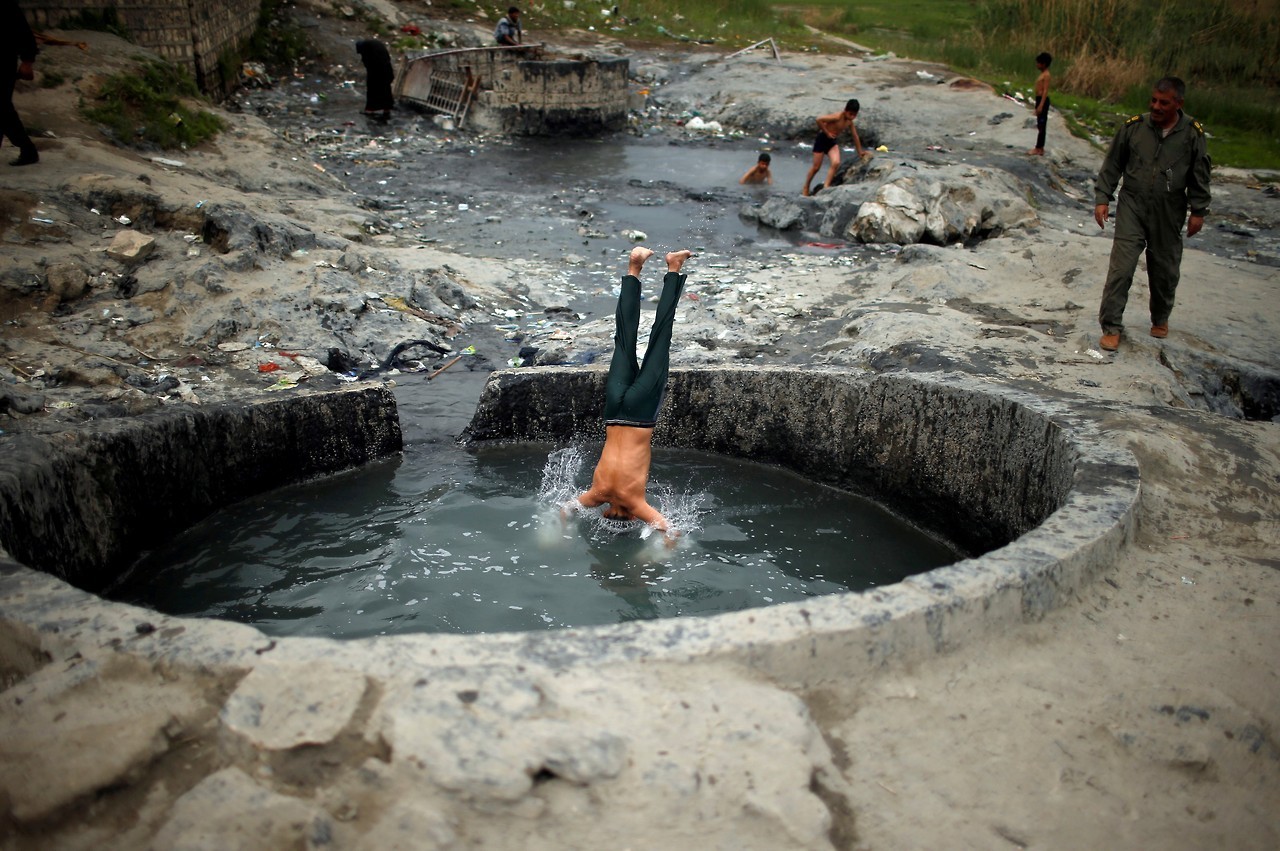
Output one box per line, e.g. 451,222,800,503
0,386,402,591
0,367,1136,690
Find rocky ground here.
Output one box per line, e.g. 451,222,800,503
1,0,1278,848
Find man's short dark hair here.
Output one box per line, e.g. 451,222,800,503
844,98,860,114
1154,76,1186,101
758,152,771,163
1036,52,1052,66
509,6,520,14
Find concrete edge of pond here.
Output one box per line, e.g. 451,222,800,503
0,367,1138,692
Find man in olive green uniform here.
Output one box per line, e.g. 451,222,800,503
1094,76,1211,352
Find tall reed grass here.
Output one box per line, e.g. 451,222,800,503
976,0,1279,134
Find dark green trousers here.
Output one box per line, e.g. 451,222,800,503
603,271,686,427
1099,193,1186,334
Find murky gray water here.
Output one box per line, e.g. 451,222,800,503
114,372,959,637
270,72,858,264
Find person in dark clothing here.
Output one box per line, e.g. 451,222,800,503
2,0,39,166
1094,76,1212,352
355,39,394,120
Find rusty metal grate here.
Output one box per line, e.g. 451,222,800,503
415,70,476,124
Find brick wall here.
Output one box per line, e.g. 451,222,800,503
22,0,261,95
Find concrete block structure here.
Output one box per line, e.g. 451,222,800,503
22,0,260,95
397,45,630,136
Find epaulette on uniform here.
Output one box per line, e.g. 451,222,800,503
1125,114,1142,125
1192,119,1205,134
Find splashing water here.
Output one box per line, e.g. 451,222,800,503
538,445,706,541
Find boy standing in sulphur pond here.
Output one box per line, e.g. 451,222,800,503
802,98,866,196
1028,51,1052,155
739,151,772,185
573,246,694,541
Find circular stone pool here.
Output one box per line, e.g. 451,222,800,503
111,442,959,637
0,366,1138,686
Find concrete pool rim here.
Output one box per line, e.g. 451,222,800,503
0,367,1139,688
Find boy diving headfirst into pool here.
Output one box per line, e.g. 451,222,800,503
573,246,693,538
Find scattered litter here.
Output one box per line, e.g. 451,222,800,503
968,262,988,270
1084,348,1106,360
722,38,780,62
149,156,185,168
623,229,647,242
1078,378,1100,387
1181,576,1195,585
114,215,131,225
47,400,76,409
30,217,54,224
875,144,889,152
258,363,281,373
428,356,463,380
684,116,724,134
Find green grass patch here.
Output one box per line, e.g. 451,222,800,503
689,0,1278,168
81,59,225,150
532,0,807,47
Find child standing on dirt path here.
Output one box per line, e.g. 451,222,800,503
1028,52,1052,156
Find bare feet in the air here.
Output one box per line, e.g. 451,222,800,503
665,249,693,272
627,245,655,276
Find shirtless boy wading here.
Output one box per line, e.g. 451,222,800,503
574,247,693,537
802,98,866,196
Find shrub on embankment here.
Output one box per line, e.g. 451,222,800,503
81,59,225,150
